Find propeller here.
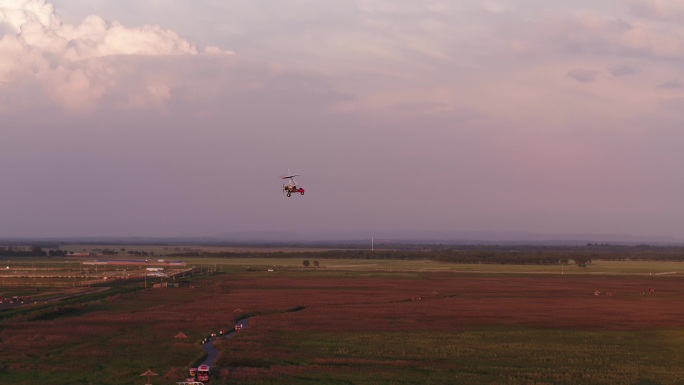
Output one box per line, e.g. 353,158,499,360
282,168,300,180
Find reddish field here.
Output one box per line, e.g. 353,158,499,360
230,273,684,331
220,273,684,383
2,272,684,384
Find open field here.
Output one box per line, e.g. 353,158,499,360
215,271,684,383
0,256,683,384
228,258,684,275
7,257,684,292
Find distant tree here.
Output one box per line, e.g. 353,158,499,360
48,249,67,257
303,260,310,267
31,246,47,256
574,256,592,268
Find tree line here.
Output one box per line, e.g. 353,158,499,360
3,244,684,267
168,245,684,266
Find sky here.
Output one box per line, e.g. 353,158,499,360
1,0,683,240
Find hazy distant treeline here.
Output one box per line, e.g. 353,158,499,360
3,243,683,265
170,245,684,265
0,246,48,257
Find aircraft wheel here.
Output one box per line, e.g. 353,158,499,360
287,192,291,197
300,191,304,195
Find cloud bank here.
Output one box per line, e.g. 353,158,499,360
0,0,231,111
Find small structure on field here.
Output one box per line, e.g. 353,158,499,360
175,331,188,339
140,369,159,385
84,259,187,266
152,282,180,288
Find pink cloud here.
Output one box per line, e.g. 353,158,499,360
567,68,601,83
624,0,684,21
0,0,233,112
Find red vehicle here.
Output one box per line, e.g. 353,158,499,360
196,365,210,382
282,171,305,197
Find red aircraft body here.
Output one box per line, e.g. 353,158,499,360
282,172,305,197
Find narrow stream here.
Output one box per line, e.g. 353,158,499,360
200,318,249,367
182,307,307,382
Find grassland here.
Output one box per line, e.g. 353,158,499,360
1,252,684,384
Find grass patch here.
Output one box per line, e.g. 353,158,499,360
0,283,143,323
223,328,684,384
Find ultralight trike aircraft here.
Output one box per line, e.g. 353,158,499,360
282,172,305,197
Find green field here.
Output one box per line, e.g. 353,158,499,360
229,329,684,385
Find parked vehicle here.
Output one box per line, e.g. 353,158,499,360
196,365,210,382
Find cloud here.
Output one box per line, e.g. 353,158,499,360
0,0,233,112
540,10,684,59
567,68,601,83
481,1,506,14
657,79,684,89
610,63,638,77
624,0,684,22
